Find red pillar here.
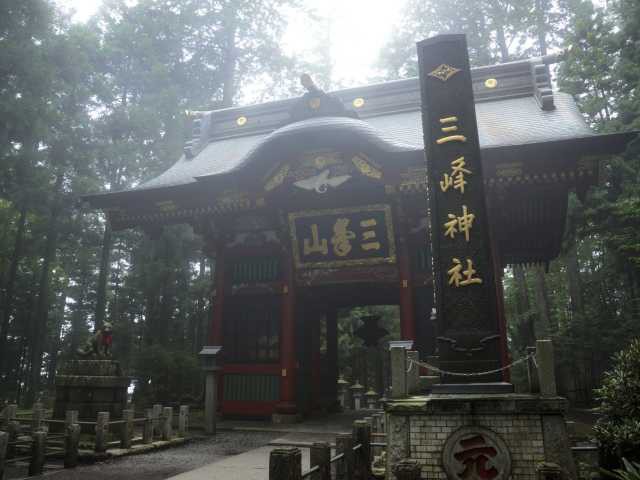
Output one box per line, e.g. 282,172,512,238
396,203,416,341
277,255,297,414
209,241,225,345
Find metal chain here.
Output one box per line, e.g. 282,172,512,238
406,352,535,377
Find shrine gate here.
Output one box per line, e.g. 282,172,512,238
87,52,630,420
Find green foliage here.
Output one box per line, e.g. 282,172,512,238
594,339,640,461
602,459,640,480
133,345,202,405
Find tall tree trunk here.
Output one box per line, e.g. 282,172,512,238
0,205,27,379
513,265,535,347
95,222,112,330
532,265,553,336
221,6,238,107
495,23,510,62
535,0,549,56
26,177,62,406
566,242,584,315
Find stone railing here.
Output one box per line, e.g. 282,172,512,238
0,403,189,476
269,418,389,480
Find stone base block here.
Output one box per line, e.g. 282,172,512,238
53,359,128,431
385,393,577,480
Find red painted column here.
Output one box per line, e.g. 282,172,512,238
209,240,225,345
277,255,297,414
398,241,416,341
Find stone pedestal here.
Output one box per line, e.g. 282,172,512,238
385,394,577,480
53,360,128,428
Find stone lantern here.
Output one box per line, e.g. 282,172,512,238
198,346,222,435
365,389,379,409
350,381,365,410
337,376,350,410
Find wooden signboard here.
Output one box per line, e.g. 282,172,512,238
417,34,503,381
288,204,396,269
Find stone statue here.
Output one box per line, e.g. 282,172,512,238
77,322,113,358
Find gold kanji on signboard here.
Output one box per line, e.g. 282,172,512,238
440,156,472,194
444,205,475,242
447,258,483,287
436,116,467,145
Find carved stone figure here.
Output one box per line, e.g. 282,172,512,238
77,322,113,358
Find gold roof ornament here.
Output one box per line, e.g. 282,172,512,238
484,78,498,89
428,63,461,82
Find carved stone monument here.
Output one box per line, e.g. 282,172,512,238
53,325,128,428
385,35,578,480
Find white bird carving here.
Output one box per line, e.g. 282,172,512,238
293,169,351,193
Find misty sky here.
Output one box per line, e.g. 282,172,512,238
56,0,405,88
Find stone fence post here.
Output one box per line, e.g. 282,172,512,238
390,346,407,398
64,423,80,468
178,405,189,437
162,407,172,440
95,411,109,453
152,404,162,439
120,409,134,449
2,404,16,427
336,433,354,480
406,351,420,394
310,442,330,480
65,410,78,430
0,431,8,480
269,447,301,480
32,402,44,432
536,339,557,396
143,409,154,444
28,430,47,476
353,420,371,480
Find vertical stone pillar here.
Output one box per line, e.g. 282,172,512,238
65,410,78,430
390,346,407,399
95,411,109,453
386,415,410,478
406,351,420,394
162,407,173,440
178,405,189,437
0,431,8,479
537,339,557,396
32,402,44,432
310,442,331,480
143,409,154,444
336,433,354,480
276,254,297,417
28,431,46,476
120,409,134,448
152,404,162,439
64,423,80,468
269,447,301,480
205,370,218,434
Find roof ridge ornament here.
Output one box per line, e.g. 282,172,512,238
530,59,555,111
287,73,359,124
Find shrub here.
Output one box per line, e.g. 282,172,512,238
594,338,640,463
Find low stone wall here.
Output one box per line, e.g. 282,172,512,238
386,394,576,480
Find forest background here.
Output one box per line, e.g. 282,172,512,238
1,0,639,408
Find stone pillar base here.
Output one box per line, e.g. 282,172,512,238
385,393,577,480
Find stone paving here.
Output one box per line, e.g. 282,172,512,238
16,411,371,480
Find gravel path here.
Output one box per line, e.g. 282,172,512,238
23,432,278,480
